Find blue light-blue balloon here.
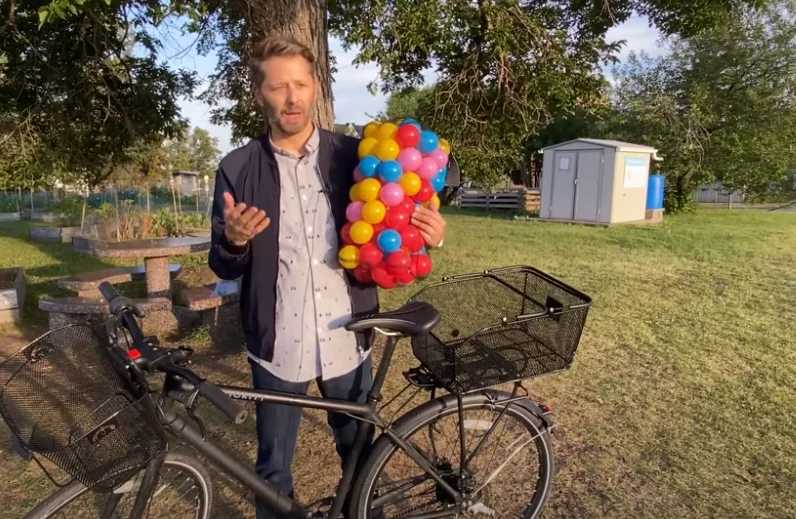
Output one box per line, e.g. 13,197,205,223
359,156,380,178
377,229,402,254
400,121,422,131
431,171,446,192
418,131,439,154
402,118,418,125
377,160,403,183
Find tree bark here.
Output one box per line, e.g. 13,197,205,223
238,0,334,129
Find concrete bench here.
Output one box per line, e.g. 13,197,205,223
179,280,241,336
39,297,172,331
58,265,181,297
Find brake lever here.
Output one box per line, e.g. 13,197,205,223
185,394,207,440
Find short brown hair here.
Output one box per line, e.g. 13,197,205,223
250,35,316,86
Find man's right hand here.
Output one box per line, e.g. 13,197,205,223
222,192,270,247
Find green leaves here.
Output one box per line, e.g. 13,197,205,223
605,2,796,209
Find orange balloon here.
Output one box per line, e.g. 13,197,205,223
358,138,379,159
429,194,441,211
376,139,401,161
358,178,382,202
377,123,398,142
362,200,386,224
349,183,361,202
398,172,422,196
338,245,360,269
350,221,374,245
439,138,451,154
363,122,381,139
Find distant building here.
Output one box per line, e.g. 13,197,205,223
334,123,364,138
170,171,205,196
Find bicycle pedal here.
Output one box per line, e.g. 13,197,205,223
403,368,438,389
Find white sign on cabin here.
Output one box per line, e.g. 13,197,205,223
623,157,648,189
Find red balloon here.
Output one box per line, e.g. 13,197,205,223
341,222,355,245
400,225,424,253
359,243,383,268
399,198,416,215
352,266,373,284
413,180,434,203
372,263,397,289
387,250,411,271
372,222,387,237
409,257,418,277
394,268,416,286
395,124,421,148
414,253,432,278
385,207,410,231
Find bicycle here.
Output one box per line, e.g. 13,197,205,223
0,265,592,519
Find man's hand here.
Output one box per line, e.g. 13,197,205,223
223,192,270,247
411,205,446,249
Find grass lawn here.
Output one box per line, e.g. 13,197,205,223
1,210,795,518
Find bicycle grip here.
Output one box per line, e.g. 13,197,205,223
98,282,120,303
196,381,247,424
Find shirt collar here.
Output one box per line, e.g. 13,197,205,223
268,125,320,158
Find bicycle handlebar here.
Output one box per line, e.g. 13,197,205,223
97,281,247,424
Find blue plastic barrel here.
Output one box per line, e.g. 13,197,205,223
646,174,664,210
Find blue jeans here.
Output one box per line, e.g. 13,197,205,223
250,357,374,519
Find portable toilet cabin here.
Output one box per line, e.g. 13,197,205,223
539,139,662,225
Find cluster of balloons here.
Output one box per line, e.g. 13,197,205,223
337,119,450,289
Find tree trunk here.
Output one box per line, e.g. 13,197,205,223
239,0,334,129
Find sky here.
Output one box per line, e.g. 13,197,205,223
163,15,664,155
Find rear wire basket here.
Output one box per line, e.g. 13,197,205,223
408,266,593,393
0,324,167,492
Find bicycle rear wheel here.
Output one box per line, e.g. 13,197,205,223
23,452,212,519
351,391,554,519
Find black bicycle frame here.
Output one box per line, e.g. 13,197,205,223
141,334,462,519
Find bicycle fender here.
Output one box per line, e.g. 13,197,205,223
481,389,554,430
385,390,553,435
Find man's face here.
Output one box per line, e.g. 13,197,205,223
255,55,317,135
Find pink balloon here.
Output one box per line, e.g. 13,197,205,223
429,148,449,170
353,167,365,182
397,148,422,173
380,183,406,207
346,201,363,222
417,157,439,180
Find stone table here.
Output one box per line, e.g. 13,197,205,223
72,236,211,333
73,236,210,299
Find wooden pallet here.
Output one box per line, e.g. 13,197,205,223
459,189,540,211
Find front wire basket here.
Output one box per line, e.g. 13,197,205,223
408,266,593,393
0,324,167,492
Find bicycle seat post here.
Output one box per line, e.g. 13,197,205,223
367,329,402,404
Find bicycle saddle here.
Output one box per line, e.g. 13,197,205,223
345,301,440,336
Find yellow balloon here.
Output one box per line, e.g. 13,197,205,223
362,200,386,224
338,245,360,269
398,172,422,196
377,123,398,142
376,139,401,161
363,122,381,139
350,221,374,245
358,138,379,159
429,194,441,211
349,183,360,202
439,138,451,154
358,178,382,202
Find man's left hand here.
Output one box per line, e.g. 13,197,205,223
411,206,447,249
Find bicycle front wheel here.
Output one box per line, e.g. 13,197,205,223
23,452,213,519
352,391,554,519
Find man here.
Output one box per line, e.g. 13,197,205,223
208,36,447,519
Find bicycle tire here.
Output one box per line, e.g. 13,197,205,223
350,390,554,519
23,452,213,519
